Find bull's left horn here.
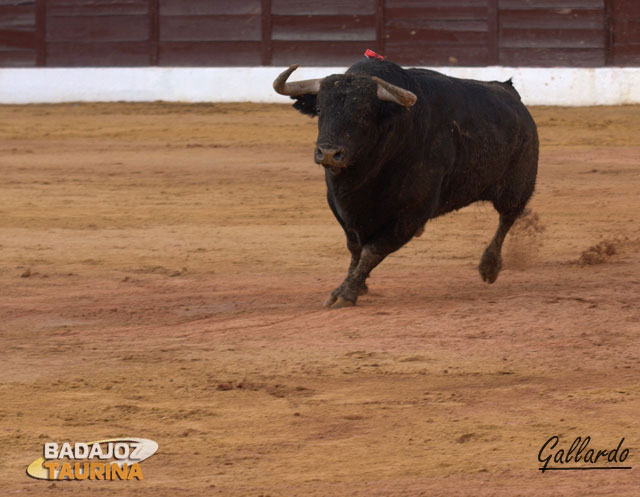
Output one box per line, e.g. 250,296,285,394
372,76,417,108
273,65,322,96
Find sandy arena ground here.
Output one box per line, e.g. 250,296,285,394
0,102,639,496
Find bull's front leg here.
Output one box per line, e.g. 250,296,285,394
323,173,443,308
323,247,386,308
322,205,439,308
345,237,361,275
344,237,370,296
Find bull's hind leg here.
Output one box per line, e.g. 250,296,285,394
479,213,518,283
479,156,537,283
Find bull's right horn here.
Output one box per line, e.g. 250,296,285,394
273,65,322,96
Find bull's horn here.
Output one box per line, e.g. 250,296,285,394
273,65,322,96
372,76,417,108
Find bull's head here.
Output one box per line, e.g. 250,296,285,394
273,65,417,175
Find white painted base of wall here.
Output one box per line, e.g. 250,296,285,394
1,66,639,106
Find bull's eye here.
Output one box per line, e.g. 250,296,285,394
315,107,320,115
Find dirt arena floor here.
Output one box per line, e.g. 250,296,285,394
1,102,639,496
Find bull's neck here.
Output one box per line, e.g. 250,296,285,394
325,154,385,194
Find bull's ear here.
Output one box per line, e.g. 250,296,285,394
292,94,318,117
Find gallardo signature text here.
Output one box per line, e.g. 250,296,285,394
538,435,631,472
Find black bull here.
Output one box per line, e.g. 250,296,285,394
274,58,539,308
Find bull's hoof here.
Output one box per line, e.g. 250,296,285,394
479,249,502,284
331,297,355,308
358,283,369,296
323,294,356,309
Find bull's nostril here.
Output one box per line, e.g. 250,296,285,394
316,146,346,167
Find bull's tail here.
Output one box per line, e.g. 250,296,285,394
502,78,521,100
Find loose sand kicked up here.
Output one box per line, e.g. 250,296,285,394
1,103,639,496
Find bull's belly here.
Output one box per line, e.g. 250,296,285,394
433,162,510,216
432,196,486,218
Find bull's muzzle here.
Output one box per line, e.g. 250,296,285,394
315,145,348,171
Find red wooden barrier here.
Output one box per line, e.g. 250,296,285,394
610,0,640,65
0,0,637,67
0,0,37,66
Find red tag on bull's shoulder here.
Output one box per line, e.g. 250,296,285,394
364,49,385,61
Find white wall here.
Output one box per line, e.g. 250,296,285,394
1,66,639,106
